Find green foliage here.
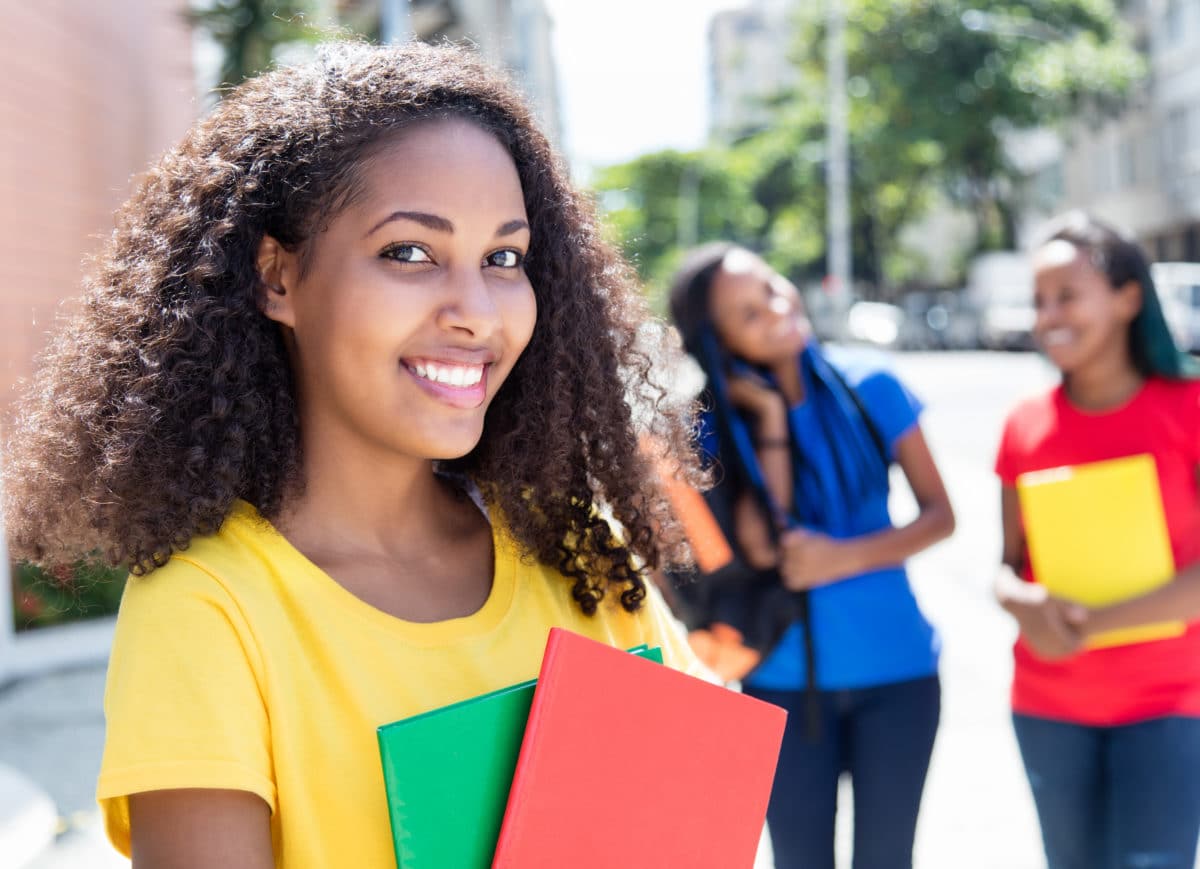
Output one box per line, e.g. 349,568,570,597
594,0,1143,296
191,0,322,89
792,0,1144,251
11,561,127,632
593,149,766,305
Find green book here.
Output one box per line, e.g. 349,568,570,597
377,644,661,869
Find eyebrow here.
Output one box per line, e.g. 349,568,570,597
364,211,530,239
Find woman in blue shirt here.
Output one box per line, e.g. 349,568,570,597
668,243,955,869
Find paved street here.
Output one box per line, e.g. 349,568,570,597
1,350,1064,868
894,351,1057,869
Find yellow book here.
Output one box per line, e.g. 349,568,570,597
1016,453,1183,649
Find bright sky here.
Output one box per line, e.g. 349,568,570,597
543,0,738,178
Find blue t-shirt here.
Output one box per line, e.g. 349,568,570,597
743,347,940,691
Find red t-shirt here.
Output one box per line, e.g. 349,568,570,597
995,377,1200,725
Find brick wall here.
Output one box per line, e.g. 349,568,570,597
0,0,197,422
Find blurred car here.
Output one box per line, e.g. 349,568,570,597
897,290,981,350
967,252,1035,351
1153,262,1200,353
846,301,906,349
927,290,982,350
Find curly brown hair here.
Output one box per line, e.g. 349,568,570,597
3,41,702,615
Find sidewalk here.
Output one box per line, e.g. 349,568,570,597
0,659,127,868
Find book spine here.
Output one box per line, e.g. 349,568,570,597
490,629,564,867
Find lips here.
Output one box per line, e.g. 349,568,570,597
402,358,492,409
1039,328,1074,348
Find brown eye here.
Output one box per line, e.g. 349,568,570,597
486,249,524,268
381,243,433,264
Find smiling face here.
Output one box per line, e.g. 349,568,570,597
707,249,810,367
258,116,537,463
1031,239,1140,377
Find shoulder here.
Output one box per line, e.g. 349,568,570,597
995,386,1064,482
1145,376,1200,415
120,501,284,618
821,343,903,392
821,344,923,442
1141,377,1200,461
822,344,916,411
1002,386,1061,434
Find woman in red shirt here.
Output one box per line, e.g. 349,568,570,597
994,212,1200,869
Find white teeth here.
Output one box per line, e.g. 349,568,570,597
409,362,484,388
1042,329,1073,347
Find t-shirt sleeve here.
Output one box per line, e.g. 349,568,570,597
994,412,1019,486
853,368,924,458
97,558,274,857
1186,380,1200,465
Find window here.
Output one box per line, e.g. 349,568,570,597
1168,107,1190,162
1165,0,1185,45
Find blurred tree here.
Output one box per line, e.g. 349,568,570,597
596,0,1143,300
191,0,320,88
791,0,1144,253
11,561,127,632
593,149,762,303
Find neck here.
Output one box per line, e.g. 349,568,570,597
1063,350,1144,411
277,420,460,561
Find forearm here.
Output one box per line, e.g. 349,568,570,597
1084,563,1200,635
751,407,792,518
838,500,955,578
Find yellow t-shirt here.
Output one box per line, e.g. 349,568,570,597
97,500,705,867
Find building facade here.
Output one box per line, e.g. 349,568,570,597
707,0,797,143
1055,0,1200,260
335,0,563,145
0,0,198,421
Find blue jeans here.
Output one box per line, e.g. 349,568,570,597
744,675,940,869
1013,714,1200,869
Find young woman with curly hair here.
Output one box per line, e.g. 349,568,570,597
2,41,707,867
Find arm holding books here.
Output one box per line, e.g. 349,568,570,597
1066,562,1200,639
994,485,1083,660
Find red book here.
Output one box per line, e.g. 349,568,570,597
491,628,786,868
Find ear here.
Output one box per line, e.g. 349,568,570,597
256,235,299,328
1115,279,1143,323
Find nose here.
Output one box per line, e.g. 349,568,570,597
437,266,501,338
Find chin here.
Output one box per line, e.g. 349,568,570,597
764,338,807,366
1040,347,1079,374
428,435,484,461
435,427,488,460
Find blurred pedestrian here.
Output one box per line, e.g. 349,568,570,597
993,211,1200,869
1,41,709,867
667,243,955,869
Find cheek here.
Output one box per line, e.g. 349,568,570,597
727,324,772,360
713,319,752,353
503,282,538,355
